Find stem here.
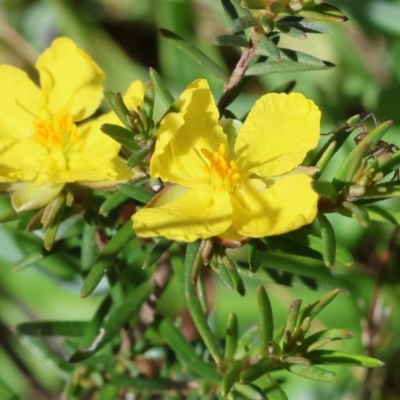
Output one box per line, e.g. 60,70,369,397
184,241,222,365
362,227,399,400
217,39,257,115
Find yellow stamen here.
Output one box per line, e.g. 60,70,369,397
33,111,78,148
201,143,240,190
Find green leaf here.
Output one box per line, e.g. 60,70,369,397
143,239,175,269
342,201,370,227
101,123,139,152
333,121,393,191
196,274,208,314
0,208,35,223
249,246,263,273
298,329,353,353
314,142,337,178
247,48,333,75
257,285,274,354
126,148,151,169
307,350,384,368
221,360,245,396
157,316,221,383
143,81,155,121
310,114,361,168
213,34,250,48
282,20,332,34
260,15,275,33
377,149,400,177
227,16,257,33
258,374,289,400
81,222,97,273
256,35,280,61
236,326,259,358
149,67,175,107
221,0,240,22
312,181,339,203
341,205,400,225
43,194,66,251
316,213,336,267
281,356,311,365
224,313,239,364
41,193,65,229
98,384,119,400
159,28,228,82
103,89,132,130
298,289,340,324
16,321,88,337
283,228,354,267
224,257,246,296
71,280,152,362
118,184,153,204
213,258,235,290
12,249,45,272
81,221,136,298
284,298,302,336
240,356,274,383
99,191,129,214
361,182,400,201
241,0,265,9
115,92,133,130
286,364,338,382
276,22,307,40
299,4,348,22
184,241,222,365
0,376,23,400
79,295,113,349
110,375,172,390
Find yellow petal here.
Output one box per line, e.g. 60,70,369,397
235,92,321,177
133,187,233,241
11,182,64,212
0,138,47,182
123,80,145,111
79,160,144,189
150,79,227,187
0,65,41,139
36,37,104,121
232,174,318,237
32,117,121,185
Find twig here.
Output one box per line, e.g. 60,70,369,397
217,35,257,115
0,13,38,65
362,227,399,400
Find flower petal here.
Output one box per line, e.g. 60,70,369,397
235,92,320,177
122,80,145,111
0,138,47,182
33,118,121,185
36,37,104,121
11,182,64,212
133,187,233,241
231,174,318,237
150,79,227,188
79,159,144,189
0,65,41,139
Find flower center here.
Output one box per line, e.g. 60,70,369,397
201,143,240,190
33,111,78,149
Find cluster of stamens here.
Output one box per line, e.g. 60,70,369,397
201,143,240,190
33,111,78,149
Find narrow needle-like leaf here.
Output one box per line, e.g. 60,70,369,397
257,285,274,354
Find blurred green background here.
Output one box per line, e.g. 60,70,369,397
1,0,400,399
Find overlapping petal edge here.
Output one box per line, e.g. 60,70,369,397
133,79,321,242
0,37,145,211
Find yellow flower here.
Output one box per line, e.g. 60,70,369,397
133,79,320,242
0,37,144,211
